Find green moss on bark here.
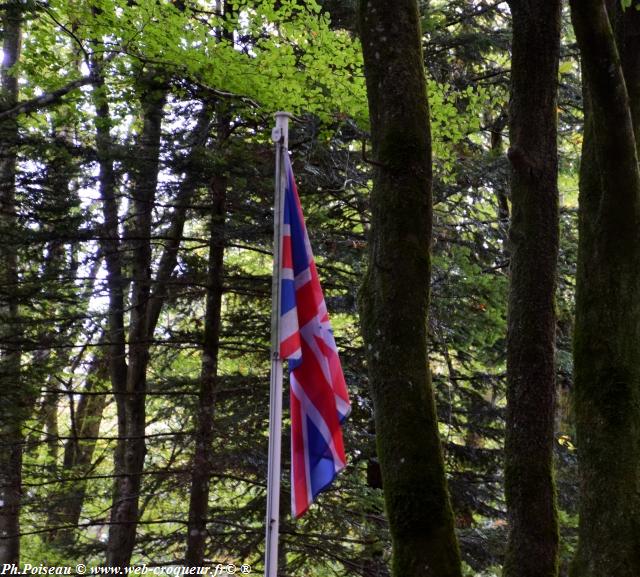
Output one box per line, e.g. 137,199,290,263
569,2,640,576
358,2,462,576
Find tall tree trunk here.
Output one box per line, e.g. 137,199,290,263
90,56,129,565
184,5,232,559
101,79,212,566
613,2,640,139
47,349,109,546
88,46,133,565
357,2,462,576
39,246,106,545
569,2,640,576
502,2,561,577
0,3,23,565
106,74,167,568
185,170,226,565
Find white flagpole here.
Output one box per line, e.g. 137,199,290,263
265,111,291,577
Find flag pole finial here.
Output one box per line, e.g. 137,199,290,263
272,111,292,148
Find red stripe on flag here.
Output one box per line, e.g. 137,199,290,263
290,389,310,516
282,236,293,270
280,333,301,359
294,282,320,327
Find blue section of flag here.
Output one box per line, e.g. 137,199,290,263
286,171,311,277
306,416,338,498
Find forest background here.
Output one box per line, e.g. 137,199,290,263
0,0,592,575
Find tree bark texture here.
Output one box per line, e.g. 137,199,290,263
106,75,167,567
184,14,231,561
611,2,640,143
569,2,640,576
358,2,462,576
503,2,561,577
0,3,23,565
185,172,226,565
99,78,214,566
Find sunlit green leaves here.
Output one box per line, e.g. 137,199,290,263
429,80,493,178
18,0,365,128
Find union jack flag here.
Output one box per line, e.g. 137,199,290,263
279,154,350,518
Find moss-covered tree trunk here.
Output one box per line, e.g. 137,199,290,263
358,2,462,576
503,2,561,577
0,3,23,565
569,2,640,576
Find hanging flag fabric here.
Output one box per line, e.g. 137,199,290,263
279,154,351,518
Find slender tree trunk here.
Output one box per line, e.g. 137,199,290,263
569,2,640,576
357,2,462,576
106,74,167,568
502,3,561,577
184,6,231,559
89,47,133,560
185,170,226,565
0,3,23,565
47,349,109,546
183,89,227,565
144,103,214,336
32,137,82,479
103,80,211,568
37,247,106,545
90,53,130,564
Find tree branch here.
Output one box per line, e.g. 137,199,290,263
0,76,94,120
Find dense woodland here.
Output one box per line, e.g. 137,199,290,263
1,1,638,576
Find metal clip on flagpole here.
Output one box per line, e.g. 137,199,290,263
264,111,291,577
